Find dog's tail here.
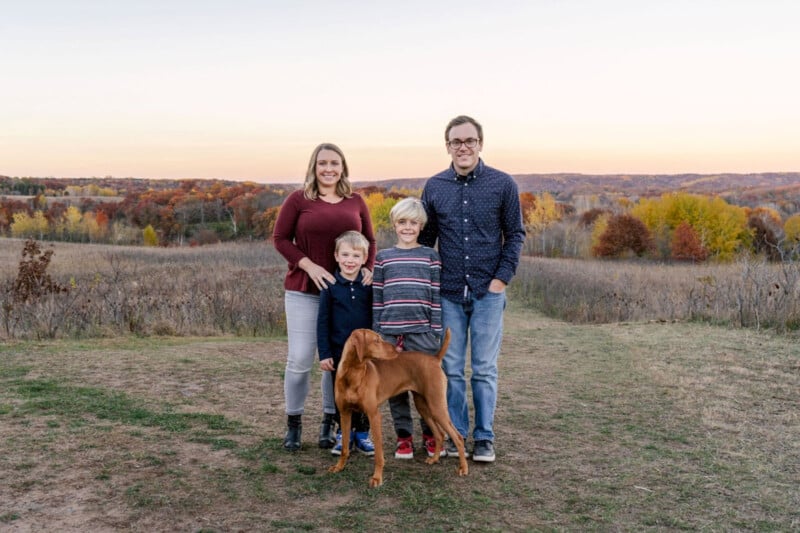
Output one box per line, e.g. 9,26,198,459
435,328,451,362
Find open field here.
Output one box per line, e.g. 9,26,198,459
1,304,798,531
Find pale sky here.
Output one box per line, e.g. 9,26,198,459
1,1,798,183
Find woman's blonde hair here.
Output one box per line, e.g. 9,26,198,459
389,197,427,227
303,143,353,200
335,230,369,256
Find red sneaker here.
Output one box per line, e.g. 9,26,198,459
423,434,446,458
394,436,414,459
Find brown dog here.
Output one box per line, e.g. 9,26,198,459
328,328,468,487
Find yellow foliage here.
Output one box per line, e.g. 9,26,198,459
82,212,108,242
784,214,800,243
589,213,610,251
631,192,748,260
365,193,399,232
11,211,49,239
526,192,560,231
63,206,83,239
143,224,159,246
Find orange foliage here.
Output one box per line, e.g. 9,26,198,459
670,222,708,262
593,214,654,258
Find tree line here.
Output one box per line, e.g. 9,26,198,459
2,177,799,262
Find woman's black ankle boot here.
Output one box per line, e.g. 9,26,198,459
283,415,302,451
318,413,336,449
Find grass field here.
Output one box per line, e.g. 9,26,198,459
1,303,797,532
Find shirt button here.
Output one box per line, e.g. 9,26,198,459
465,256,469,260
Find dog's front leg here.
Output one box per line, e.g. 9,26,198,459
328,410,351,474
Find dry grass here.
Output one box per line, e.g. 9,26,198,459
1,304,798,531
511,256,800,332
3,239,799,340
0,239,286,339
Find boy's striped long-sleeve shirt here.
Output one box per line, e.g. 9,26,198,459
372,245,442,335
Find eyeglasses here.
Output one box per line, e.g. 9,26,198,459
447,138,480,149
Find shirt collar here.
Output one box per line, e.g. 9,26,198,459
449,158,484,182
334,269,363,284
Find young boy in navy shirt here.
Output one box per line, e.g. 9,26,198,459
317,230,375,456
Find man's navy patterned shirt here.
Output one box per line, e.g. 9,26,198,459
419,159,526,302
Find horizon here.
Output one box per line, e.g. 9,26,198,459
2,1,799,182
6,169,800,189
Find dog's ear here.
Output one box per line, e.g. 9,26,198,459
361,331,399,361
354,329,367,362
341,334,356,364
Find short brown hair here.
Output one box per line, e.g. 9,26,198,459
444,115,483,142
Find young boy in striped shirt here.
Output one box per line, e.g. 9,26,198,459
372,197,444,459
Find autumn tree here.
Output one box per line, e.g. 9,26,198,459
632,192,749,260
11,211,49,240
0,198,31,233
784,214,800,244
143,224,159,246
670,221,708,262
526,192,562,255
592,214,654,258
62,205,84,241
252,206,280,239
518,192,536,218
363,192,398,232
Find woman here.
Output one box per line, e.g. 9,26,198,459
272,142,376,451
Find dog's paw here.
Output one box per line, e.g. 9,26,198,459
456,465,469,476
369,476,383,488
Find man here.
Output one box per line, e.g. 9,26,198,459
418,115,526,463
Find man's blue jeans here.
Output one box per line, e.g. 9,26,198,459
441,291,506,442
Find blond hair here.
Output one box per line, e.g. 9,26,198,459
335,230,369,256
303,143,353,200
389,197,427,227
